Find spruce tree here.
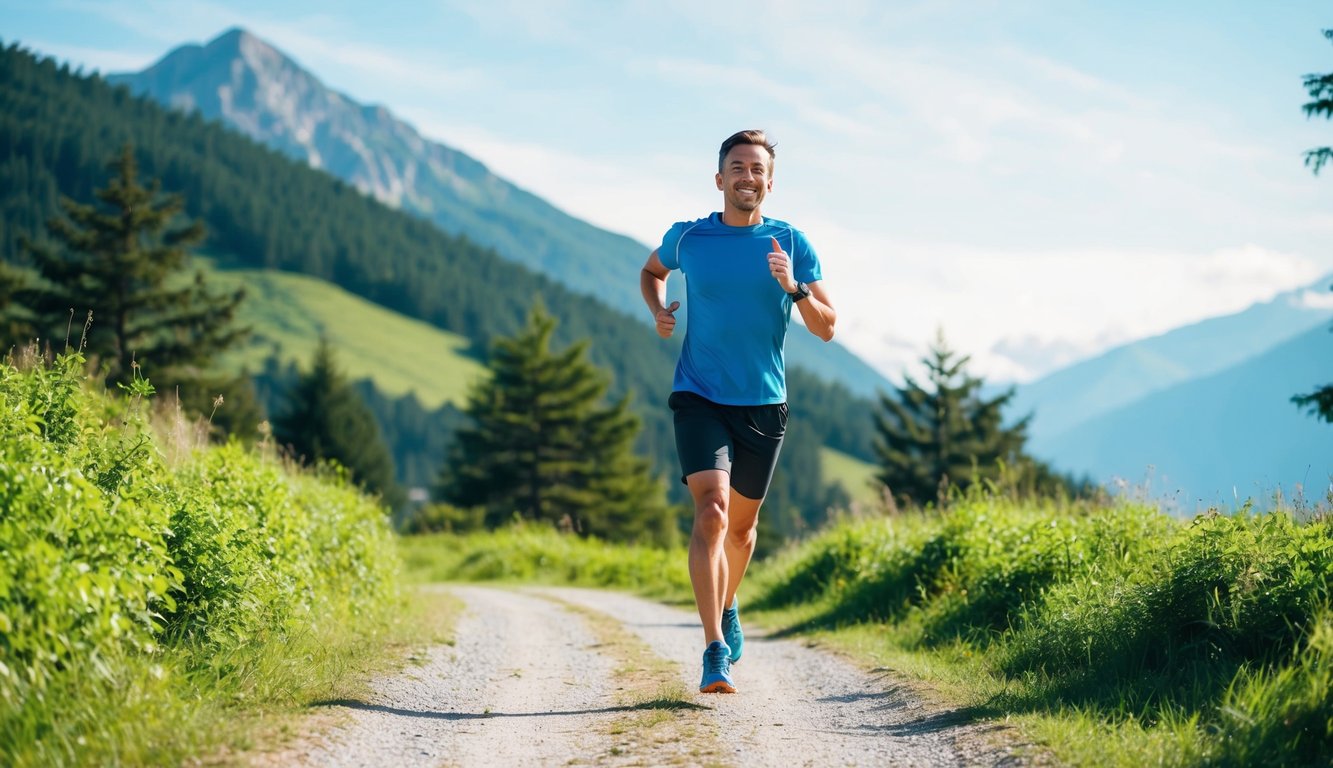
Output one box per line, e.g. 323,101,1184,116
438,305,673,544
272,337,401,508
1295,35,1333,421
873,331,1029,508
18,144,245,383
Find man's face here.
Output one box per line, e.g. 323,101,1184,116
716,144,773,213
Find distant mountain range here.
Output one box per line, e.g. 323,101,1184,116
109,27,893,399
1013,278,1333,508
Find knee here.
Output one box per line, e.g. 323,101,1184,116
693,489,728,538
727,521,756,550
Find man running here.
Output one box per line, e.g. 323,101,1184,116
639,129,837,693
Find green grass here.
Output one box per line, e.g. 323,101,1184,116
820,447,881,508
208,265,486,409
398,523,691,602
746,496,1332,768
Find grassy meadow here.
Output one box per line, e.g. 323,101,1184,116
208,265,486,409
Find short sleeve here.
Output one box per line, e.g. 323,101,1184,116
657,222,687,271
790,229,823,283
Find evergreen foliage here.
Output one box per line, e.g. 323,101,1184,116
873,331,1029,507
1302,29,1333,174
16,144,245,385
272,338,402,508
1296,32,1333,423
438,306,675,545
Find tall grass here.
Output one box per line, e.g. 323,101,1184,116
747,494,1332,767
0,349,406,766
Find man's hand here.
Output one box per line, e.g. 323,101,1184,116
767,236,798,293
656,300,681,338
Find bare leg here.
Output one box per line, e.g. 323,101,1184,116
723,489,762,608
686,470,730,644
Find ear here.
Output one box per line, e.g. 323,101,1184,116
715,171,724,191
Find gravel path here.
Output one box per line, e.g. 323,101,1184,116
542,587,1021,768
269,585,1027,767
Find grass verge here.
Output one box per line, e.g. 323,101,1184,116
397,524,691,602
744,496,1332,768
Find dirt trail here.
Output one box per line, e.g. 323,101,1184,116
262,585,1028,767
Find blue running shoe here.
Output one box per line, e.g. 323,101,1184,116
699,640,736,693
722,597,743,663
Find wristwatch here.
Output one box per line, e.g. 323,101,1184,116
788,282,811,302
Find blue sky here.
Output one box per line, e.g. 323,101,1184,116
5,0,1333,381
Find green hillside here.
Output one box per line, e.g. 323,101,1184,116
213,267,485,409
820,447,881,508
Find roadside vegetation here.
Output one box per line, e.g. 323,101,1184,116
409,490,1330,768
746,490,1330,767
0,350,410,767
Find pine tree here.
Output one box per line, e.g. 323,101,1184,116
18,144,246,383
1295,34,1333,421
1292,282,1333,423
438,305,673,544
272,337,402,508
873,331,1029,508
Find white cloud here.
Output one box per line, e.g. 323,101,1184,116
804,218,1325,382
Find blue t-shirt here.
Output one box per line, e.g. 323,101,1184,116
658,213,823,406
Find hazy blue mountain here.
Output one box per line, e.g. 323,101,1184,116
109,27,892,398
1011,277,1333,450
1037,322,1333,511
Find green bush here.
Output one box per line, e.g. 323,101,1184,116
0,353,178,697
0,351,402,763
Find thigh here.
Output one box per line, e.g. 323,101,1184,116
669,391,734,485
727,403,787,501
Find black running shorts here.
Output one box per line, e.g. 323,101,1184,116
667,390,788,500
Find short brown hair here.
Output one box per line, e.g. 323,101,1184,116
718,129,776,172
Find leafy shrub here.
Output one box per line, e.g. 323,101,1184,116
0,353,178,697
0,350,401,762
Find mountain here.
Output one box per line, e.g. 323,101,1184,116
1039,322,1333,510
109,27,892,399
1010,277,1333,450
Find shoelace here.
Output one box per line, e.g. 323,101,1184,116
704,644,730,675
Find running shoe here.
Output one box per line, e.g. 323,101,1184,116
699,640,736,693
722,597,743,663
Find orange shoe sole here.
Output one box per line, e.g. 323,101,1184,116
699,680,737,694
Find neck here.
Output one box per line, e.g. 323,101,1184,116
720,207,763,227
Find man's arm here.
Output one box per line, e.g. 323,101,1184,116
641,249,680,339
794,281,836,342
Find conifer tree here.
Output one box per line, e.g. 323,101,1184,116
873,331,1029,508
273,337,401,508
1295,34,1333,422
18,144,245,383
438,305,673,544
